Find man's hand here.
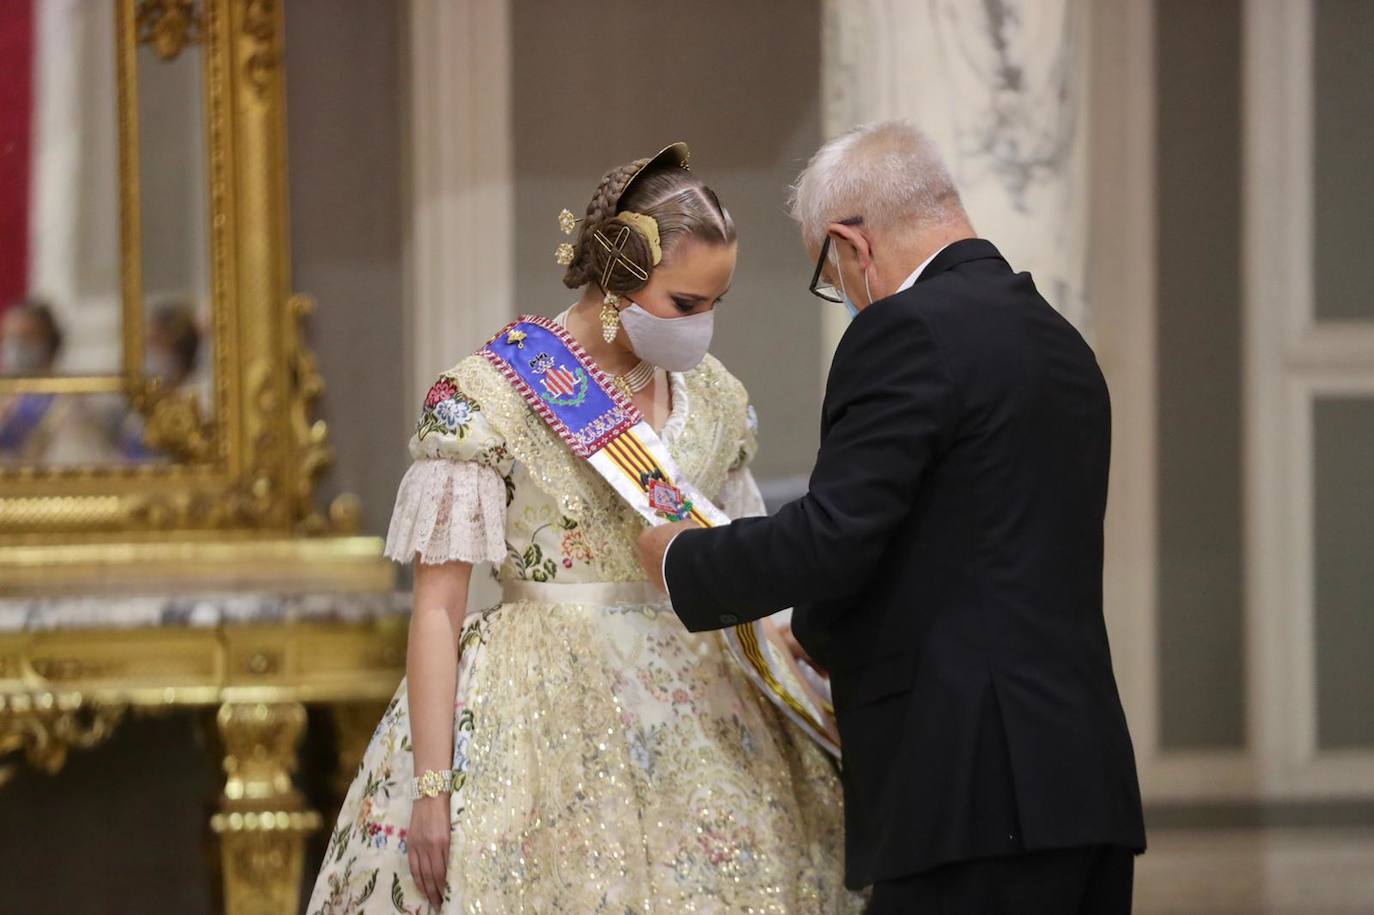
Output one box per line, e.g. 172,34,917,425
774,617,825,675
638,520,696,592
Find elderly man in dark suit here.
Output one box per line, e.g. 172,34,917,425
638,121,1146,914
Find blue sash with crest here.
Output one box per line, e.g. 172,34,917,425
482,315,840,757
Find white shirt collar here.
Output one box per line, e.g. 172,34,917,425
895,243,953,294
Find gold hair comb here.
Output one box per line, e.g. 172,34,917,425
554,208,580,266
615,211,663,266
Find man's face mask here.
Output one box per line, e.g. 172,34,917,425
831,243,872,321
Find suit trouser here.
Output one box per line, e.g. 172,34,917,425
866,844,1135,915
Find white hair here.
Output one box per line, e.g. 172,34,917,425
789,120,963,248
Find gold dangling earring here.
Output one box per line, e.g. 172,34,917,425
600,293,621,343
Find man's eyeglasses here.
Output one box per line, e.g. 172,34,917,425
808,216,863,303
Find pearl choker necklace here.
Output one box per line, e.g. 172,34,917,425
555,307,655,398
614,359,655,397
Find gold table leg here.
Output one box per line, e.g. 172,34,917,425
210,701,323,915
328,701,386,800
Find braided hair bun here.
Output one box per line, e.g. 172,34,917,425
561,158,650,292
561,144,735,295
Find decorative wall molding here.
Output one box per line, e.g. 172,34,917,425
1245,0,1374,798
1135,827,1374,914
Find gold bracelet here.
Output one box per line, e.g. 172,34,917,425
410,768,454,800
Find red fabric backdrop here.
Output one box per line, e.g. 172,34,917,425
0,0,35,316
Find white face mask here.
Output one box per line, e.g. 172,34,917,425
618,299,715,372
144,348,178,380
1,339,47,375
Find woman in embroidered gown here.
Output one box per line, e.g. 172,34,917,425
309,144,861,914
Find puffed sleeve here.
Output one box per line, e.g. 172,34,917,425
719,403,766,520
383,371,515,565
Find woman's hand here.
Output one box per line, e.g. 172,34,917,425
407,793,450,909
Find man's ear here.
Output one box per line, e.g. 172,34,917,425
827,222,873,271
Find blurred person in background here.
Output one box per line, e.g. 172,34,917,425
0,298,116,465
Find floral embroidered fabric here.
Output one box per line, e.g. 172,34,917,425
310,347,860,914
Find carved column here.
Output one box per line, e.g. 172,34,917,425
210,701,322,915
821,0,1093,357
403,0,514,397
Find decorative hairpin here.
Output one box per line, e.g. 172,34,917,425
554,207,580,266
593,226,651,287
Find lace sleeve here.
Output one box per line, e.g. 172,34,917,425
384,367,514,565
384,459,507,565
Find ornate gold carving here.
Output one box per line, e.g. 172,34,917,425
128,379,216,462
0,616,406,901
2,611,407,705
244,649,280,676
241,0,278,98
328,492,363,533
0,496,125,533
214,702,306,802
29,656,124,681
0,692,128,775
0,0,372,561
286,295,353,535
136,0,204,60
210,701,322,915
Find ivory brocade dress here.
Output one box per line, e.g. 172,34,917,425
307,348,862,914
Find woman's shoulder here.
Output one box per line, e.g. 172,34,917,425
418,353,498,415
432,351,496,384
409,353,516,464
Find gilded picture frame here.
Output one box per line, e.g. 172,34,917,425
0,0,386,591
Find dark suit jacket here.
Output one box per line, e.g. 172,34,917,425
665,239,1146,889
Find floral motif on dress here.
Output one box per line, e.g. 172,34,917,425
506,509,583,581
416,376,481,441
559,526,593,569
